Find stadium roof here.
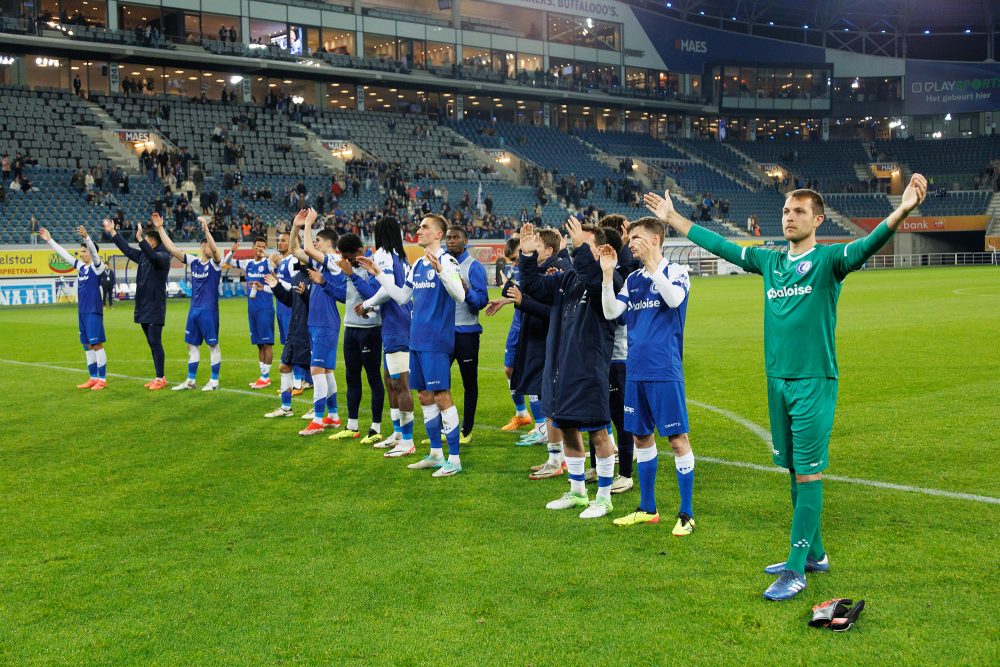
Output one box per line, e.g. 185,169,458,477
626,0,998,61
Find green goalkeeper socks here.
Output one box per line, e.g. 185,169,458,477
786,479,823,575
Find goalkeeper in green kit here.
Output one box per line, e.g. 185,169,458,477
643,173,927,601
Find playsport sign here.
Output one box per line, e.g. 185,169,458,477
904,61,1000,115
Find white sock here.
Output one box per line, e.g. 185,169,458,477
538,420,549,438
85,349,97,376
441,405,459,436
596,455,615,500
370,422,381,434
421,404,441,455
400,410,414,444
675,451,695,475
547,440,564,466
259,361,265,374
94,348,107,370
347,418,359,431
311,373,327,424
566,456,586,496
209,345,221,366
390,407,400,423
516,407,528,417
261,363,271,378
324,372,337,417
449,453,461,467
280,371,293,392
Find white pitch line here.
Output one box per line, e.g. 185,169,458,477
3,358,999,506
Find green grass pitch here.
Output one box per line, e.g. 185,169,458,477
1,266,997,665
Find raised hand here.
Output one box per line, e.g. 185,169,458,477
425,250,442,273
519,223,538,254
643,190,675,223
262,273,278,288
198,215,211,230
292,209,308,228
597,244,618,274
101,218,115,235
39,226,51,242
150,212,164,229
306,268,326,285
268,251,282,266
336,257,354,276
619,218,630,244
135,222,142,242
76,225,89,240
356,255,380,276
305,208,318,227
564,216,585,249
900,173,928,214
229,241,239,256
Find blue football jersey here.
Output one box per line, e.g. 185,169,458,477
406,249,459,354
75,262,104,315
229,256,273,308
616,260,690,382
185,254,221,313
373,248,412,340
308,254,346,330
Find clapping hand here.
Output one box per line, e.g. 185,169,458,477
425,250,442,273
101,218,115,235
564,216,585,249
150,212,164,229
484,299,509,316
77,225,89,240
597,244,618,275
643,190,676,223
262,273,279,289
306,268,325,285
900,173,928,214
336,257,354,276
39,226,51,242
356,255,380,275
519,223,538,254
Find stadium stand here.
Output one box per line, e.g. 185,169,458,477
92,93,324,177
824,193,894,219
304,110,490,181
915,190,992,216
731,140,870,192
576,130,687,160
0,86,111,173
875,137,1000,190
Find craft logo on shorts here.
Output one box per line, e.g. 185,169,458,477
795,260,812,276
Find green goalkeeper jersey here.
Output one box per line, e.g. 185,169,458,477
687,221,896,379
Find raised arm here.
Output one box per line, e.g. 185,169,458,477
150,212,185,263
598,244,627,320
104,218,143,264
39,227,80,269
834,173,927,278
200,217,221,263
301,208,326,265
78,225,104,274
288,209,310,265
644,190,764,275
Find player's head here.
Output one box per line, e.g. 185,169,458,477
577,223,606,252
601,226,623,253
316,228,339,253
504,237,520,261
627,216,665,254
538,228,561,261
144,229,161,248
417,214,448,249
252,236,267,259
445,225,467,256
276,231,289,254
599,214,627,232
79,241,93,264
373,215,406,258
198,236,211,259
336,232,364,266
782,189,825,242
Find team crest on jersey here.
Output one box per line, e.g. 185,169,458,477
426,268,436,280
649,281,660,295
796,261,812,275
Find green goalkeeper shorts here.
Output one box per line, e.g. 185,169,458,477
766,377,838,475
